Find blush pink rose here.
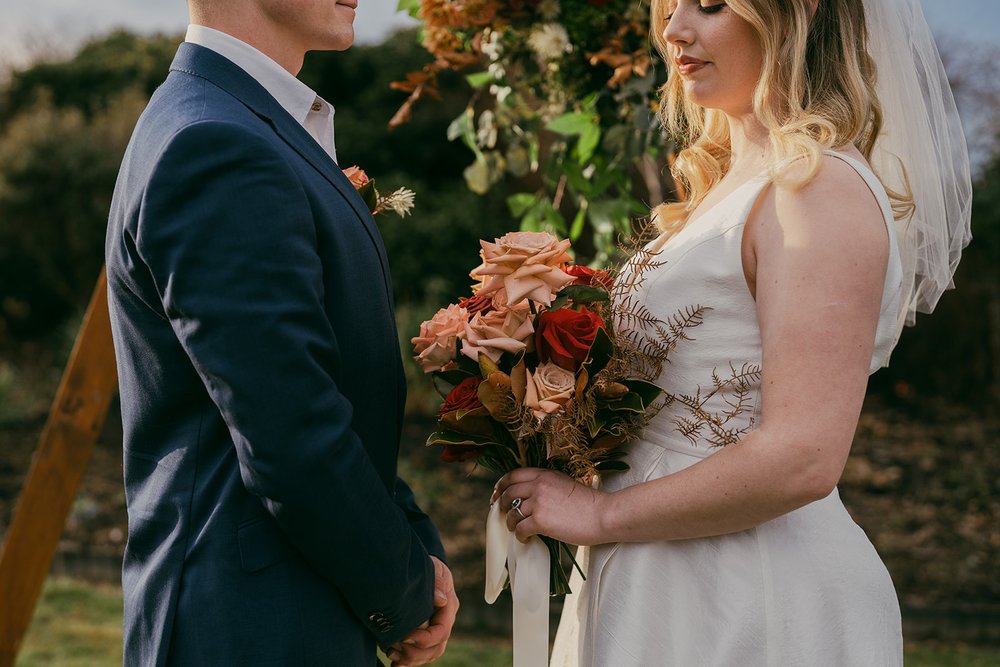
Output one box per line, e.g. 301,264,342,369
461,308,535,364
470,231,575,308
411,304,469,372
524,362,576,421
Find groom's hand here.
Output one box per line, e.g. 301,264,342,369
386,556,459,666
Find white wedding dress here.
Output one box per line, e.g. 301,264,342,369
551,152,905,666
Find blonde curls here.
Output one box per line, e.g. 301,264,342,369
650,0,912,235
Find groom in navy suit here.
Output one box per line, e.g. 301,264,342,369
105,0,458,664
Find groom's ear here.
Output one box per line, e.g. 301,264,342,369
808,0,819,19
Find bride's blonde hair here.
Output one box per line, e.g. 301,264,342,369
650,0,912,236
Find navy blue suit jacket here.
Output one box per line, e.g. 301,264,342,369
106,43,443,666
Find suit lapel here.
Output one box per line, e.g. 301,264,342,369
168,43,394,304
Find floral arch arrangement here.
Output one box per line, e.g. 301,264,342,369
391,0,676,263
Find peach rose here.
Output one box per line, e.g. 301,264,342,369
342,165,370,189
411,304,468,373
461,308,535,364
470,231,575,307
524,362,576,421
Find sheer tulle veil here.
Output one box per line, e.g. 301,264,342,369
862,0,973,344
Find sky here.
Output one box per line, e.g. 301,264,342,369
1,0,999,65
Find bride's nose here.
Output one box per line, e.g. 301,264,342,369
664,10,694,47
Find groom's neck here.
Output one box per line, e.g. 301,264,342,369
188,2,308,75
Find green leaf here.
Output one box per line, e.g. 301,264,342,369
396,0,421,18
447,108,482,158
596,460,630,472
546,112,597,136
508,193,540,218
561,284,610,304
465,71,494,89
581,326,614,377
356,180,378,213
575,124,601,164
588,199,633,235
569,204,587,241
562,160,591,194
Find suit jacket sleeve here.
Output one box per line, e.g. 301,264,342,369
394,476,446,562
137,119,434,645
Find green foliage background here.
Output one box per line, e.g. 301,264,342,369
0,28,996,405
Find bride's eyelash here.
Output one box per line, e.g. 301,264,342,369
666,1,726,22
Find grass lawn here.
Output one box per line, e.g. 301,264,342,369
15,578,1000,666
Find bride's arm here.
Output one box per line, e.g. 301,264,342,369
495,157,890,546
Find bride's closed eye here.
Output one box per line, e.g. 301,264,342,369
665,1,727,21
698,1,726,14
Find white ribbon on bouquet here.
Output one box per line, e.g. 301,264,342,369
485,501,550,667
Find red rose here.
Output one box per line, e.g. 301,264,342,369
438,377,488,463
458,294,496,317
440,444,483,463
535,306,604,371
564,264,614,291
439,376,483,417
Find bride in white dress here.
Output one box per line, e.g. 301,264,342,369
492,0,971,664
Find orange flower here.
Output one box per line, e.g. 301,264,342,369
524,362,575,421
471,231,575,307
342,165,370,189
412,304,469,372
461,307,535,363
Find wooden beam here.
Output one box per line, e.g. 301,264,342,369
0,269,118,667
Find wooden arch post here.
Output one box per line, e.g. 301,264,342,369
0,269,119,667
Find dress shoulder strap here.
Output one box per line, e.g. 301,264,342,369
821,150,895,230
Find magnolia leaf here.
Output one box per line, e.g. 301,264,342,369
435,369,477,387
510,358,528,403
562,284,610,304
426,429,498,448
478,371,515,422
440,407,495,437
478,353,502,379
575,367,590,396
581,326,614,377
595,458,630,471
593,382,629,401
621,379,663,407
356,180,379,213
602,392,646,413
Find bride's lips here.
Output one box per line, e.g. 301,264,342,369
336,0,358,8
675,55,709,76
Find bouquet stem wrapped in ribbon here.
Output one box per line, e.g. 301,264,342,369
413,230,701,665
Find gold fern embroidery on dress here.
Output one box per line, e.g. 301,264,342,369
668,362,762,447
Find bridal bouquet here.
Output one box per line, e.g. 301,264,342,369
412,230,689,595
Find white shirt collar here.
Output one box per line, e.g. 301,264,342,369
185,24,337,162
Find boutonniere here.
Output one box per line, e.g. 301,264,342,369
342,166,415,218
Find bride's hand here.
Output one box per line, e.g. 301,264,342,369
491,468,611,546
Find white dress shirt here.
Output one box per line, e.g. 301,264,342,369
185,25,338,163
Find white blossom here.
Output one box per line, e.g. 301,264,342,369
538,0,561,21
527,23,573,62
